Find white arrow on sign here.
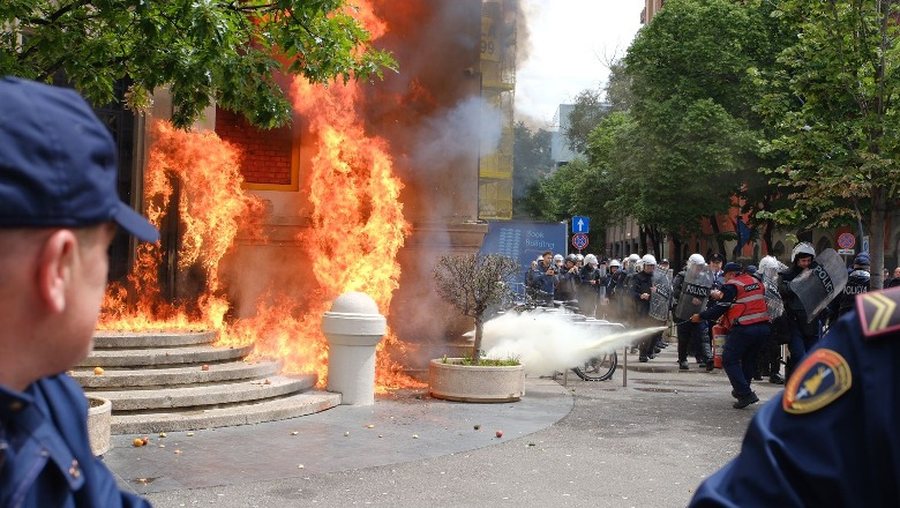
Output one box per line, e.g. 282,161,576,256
577,218,584,231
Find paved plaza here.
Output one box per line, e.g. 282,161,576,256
105,346,784,507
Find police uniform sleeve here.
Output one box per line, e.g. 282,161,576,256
689,290,900,507
38,376,153,507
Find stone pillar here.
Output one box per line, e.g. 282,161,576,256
322,292,386,405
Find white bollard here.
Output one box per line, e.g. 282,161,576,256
321,292,386,405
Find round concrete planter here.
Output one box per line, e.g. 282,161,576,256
428,358,525,403
87,396,111,456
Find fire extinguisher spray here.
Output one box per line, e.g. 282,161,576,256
712,324,727,369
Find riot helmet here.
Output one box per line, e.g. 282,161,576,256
642,254,657,266
791,242,815,263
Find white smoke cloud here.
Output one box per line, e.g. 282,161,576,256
480,310,664,376
411,96,502,170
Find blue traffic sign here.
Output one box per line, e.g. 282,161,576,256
572,216,590,234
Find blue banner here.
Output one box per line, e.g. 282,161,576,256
480,220,568,286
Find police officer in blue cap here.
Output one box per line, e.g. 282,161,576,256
0,77,156,507
691,262,771,409
689,285,900,506
827,252,871,322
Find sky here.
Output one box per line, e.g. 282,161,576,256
514,0,645,127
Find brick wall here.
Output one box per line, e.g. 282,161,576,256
214,107,294,186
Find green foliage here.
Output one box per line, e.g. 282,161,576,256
565,88,609,154
513,121,553,217
756,0,900,227
1,1,396,128
619,0,774,239
443,356,521,367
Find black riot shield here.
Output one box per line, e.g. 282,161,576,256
788,248,848,322
674,267,713,321
649,267,672,322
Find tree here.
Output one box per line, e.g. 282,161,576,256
512,121,553,218
433,254,519,363
755,0,900,288
604,59,633,113
564,88,609,154
621,0,786,258
0,1,395,128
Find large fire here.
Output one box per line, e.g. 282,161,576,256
99,1,423,391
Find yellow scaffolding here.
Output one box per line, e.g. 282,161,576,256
478,0,515,220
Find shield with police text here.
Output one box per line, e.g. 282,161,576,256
674,265,713,321
649,267,672,322
762,274,784,320
788,248,848,322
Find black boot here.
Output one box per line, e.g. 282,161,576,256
769,373,785,385
733,392,760,409
678,361,689,370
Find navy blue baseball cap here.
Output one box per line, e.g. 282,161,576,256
0,76,158,242
723,262,742,274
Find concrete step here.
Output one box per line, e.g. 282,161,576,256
90,374,316,411
79,344,253,368
111,390,341,434
73,360,281,389
93,330,216,349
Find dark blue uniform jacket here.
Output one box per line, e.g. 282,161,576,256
690,286,900,507
1,374,150,507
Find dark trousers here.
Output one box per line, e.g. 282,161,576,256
756,334,782,377
785,318,820,376
723,323,770,397
677,320,709,363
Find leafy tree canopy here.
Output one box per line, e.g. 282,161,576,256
564,88,609,154
512,121,553,217
1,1,396,128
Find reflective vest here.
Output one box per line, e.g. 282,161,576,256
723,274,769,328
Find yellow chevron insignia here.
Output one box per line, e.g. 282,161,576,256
857,287,900,339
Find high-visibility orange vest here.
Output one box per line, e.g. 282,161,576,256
723,274,769,328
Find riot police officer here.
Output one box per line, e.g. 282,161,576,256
691,262,770,409
828,252,871,321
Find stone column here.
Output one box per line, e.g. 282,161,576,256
322,292,386,405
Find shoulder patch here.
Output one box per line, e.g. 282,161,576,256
782,349,852,415
856,286,900,339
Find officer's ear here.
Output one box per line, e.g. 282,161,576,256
35,229,79,314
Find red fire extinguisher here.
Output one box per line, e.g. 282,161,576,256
712,324,728,369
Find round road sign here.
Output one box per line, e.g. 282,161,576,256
572,233,589,251
837,232,855,250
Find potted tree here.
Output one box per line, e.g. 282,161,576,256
429,253,524,402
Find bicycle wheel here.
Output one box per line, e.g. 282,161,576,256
572,351,617,381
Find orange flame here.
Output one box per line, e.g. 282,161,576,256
99,0,423,391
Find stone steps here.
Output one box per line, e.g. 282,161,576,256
92,330,217,349
90,374,315,411
111,391,341,434
80,331,340,435
79,344,254,368
73,360,281,389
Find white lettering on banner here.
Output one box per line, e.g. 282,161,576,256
525,238,556,250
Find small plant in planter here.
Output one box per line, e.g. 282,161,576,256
432,253,520,364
